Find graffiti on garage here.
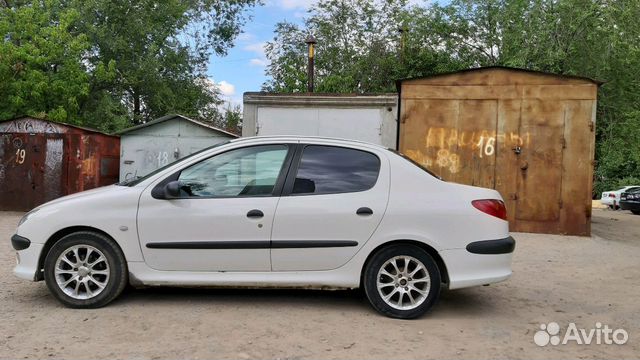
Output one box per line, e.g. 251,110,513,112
0,117,64,134
404,127,532,174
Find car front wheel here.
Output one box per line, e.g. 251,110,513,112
363,244,441,319
44,231,128,308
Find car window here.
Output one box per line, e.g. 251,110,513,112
291,145,380,195
118,140,230,187
178,145,288,197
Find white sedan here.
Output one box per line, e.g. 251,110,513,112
601,186,640,209
12,136,514,319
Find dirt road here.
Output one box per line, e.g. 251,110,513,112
1,209,638,359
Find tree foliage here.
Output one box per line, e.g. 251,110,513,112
264,0,640,194
0,0,259,132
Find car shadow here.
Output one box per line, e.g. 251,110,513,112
107,284,497,318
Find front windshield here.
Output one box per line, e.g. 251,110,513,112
118,140,231,187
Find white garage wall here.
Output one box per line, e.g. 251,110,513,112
243,93,398,148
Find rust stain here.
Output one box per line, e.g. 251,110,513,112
0,117,120,211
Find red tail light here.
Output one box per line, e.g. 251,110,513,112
472,199,507,220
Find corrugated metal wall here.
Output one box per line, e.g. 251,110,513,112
0,117,120,211
398,68,598,236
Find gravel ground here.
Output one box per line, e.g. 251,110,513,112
1,209,638,359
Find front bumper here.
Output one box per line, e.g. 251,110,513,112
12,234,44,281
11,234,31,250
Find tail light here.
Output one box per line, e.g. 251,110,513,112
472,199,507,220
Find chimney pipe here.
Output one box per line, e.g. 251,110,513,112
305,34,317,93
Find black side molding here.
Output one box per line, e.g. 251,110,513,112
146,240,359,249
271,240,358,248
147,241,269,249
11,234,31,251
466,236,515,255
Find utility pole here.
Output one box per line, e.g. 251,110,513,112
305,34,317,93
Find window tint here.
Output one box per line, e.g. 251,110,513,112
178,145,288,197
292,146,380,195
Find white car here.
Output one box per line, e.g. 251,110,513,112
601,186,640,209
12,136,514,319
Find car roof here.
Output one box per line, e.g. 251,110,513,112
228,135,389,150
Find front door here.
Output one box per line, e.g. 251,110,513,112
270,144,389,271
137,144,292,271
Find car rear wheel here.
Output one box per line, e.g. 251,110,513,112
44,231,128,308
632,210,640,215
363,244,441,319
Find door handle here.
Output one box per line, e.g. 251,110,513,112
246,209,264,218
356,207,373,216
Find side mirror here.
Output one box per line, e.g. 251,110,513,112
164,180,182,199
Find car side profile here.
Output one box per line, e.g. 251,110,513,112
12,136,514,319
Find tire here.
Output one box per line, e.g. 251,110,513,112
44,231,128,308
632,210,640,215
363,244,441,319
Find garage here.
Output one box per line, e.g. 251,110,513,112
0,117,120,211
117,114,237,182
397,67,600,235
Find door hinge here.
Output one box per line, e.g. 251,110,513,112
589,121,595,132
560,137,566,149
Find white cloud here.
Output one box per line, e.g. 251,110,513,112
249,58,268,67
216,80,236,97
244,42,267,56
237,32,255,42
244,42,269,68
271,0,317,10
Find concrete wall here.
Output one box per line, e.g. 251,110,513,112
119,118,232,181
243,93,399,148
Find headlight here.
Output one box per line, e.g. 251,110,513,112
18,208,40,227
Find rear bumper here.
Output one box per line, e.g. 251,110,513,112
466,236,515,254
600,198,615,206
441,236,515,290
619,201,640,211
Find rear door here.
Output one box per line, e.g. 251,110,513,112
270,144,390,271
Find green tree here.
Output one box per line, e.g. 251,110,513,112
73,0,259,127
0,1,91,123
0,0,259,132
264,0,640,194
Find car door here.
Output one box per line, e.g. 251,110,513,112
137,143,293,271
270,144,390,271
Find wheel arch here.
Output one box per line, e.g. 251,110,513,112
360,240,450,287
35,226,123,281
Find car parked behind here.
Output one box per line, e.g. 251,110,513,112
620,188,640,215
601,186,640,210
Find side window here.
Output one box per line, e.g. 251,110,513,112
292,145,380,195
178,145,288,197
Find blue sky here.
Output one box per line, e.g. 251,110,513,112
206,0,315,108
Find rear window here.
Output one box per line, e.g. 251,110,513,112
291,145,380,195
388,149,442,180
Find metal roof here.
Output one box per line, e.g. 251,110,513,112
115,114,239,137
395,66,604,89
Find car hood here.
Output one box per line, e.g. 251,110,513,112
35,185,127,210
